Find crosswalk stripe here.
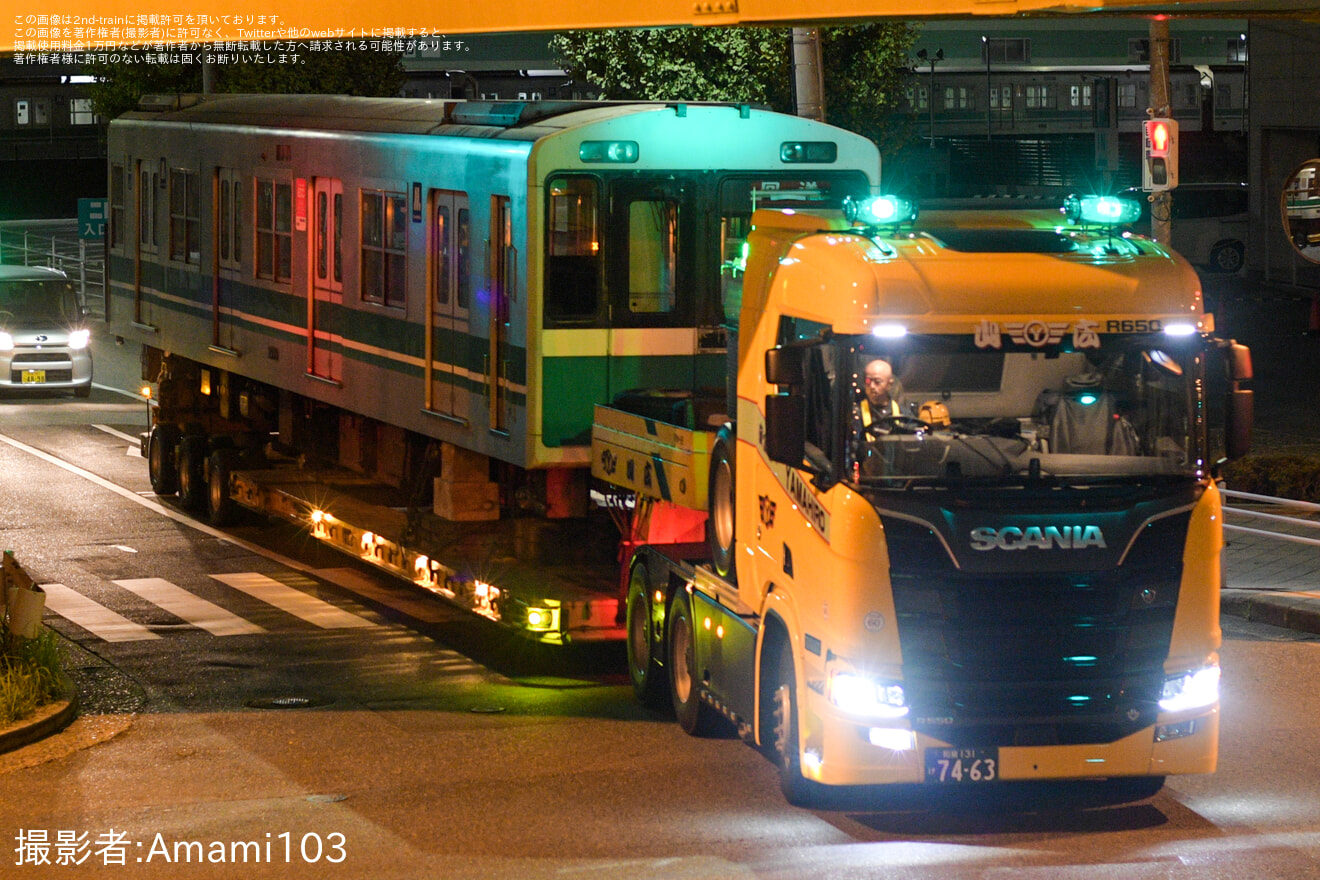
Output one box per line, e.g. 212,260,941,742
210,572,375,629
113,577,266,636
41,583,161,642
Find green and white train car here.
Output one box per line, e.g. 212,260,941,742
106,94,879,516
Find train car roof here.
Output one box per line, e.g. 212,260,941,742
117,93,784,141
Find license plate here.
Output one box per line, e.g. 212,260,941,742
20,370,46,384
925,747,1000,784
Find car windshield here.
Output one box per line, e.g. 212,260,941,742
814,335,1199,485
0,279,82,325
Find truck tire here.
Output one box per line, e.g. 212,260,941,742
708,427,736,581
667,589,720,736
626,562,667,709
770,641,819,807
177,435,209,512
206,448,242,526
147,424,181,496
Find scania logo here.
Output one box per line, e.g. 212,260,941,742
969,525,1107,551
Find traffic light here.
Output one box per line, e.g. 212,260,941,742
1142,118,1179,192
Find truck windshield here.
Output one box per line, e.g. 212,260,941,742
0,280,82,325
833,335,1199,484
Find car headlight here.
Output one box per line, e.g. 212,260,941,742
69,328,91,350
1160,665,1220,714
829,671,908,719
0,331,12,352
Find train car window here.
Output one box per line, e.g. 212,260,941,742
333,192,343,285
457,207,471,310
138,167,156,251
169,169,201,265
109,164,124,249
313,179,343,291
628,199,677,314
360,190,407,308
545,176,600,325
256,179,292,283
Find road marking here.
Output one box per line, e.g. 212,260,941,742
91,425,144,458
114,577,266,636
41,583,160,642
210,572,375,629
313,566,458,624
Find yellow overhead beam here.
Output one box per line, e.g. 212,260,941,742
4,0,1317,54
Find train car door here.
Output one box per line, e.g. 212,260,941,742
488,195,513,434
427,189,471,421
308,177,344,381
604,178,698,401
213,167,242,352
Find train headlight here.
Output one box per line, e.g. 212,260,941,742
1160,665,1220,714
524,606,559,632
829,671,908,719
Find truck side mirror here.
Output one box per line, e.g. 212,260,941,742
764,393,805,467
765,346,804,386
1223,341,1253,460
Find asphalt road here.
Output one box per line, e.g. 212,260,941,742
2,350,1320,877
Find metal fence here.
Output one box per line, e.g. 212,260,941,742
1222,488,1320,548
0,220,106,319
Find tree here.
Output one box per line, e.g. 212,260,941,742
550,25,917,148
84,47,407,120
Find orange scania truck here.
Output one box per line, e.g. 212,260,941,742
593,194,1253,803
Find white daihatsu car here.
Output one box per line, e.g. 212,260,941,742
0,265,93,397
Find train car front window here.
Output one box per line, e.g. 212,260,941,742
545,176,600,325
628,200,677,314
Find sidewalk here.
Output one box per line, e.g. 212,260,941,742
1221,518,1320,635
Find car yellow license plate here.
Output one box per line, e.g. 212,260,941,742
20,370,46,384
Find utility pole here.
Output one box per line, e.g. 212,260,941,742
1148,18,1173,245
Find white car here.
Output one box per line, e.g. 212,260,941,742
0,265,93,397
1124,183,1249,274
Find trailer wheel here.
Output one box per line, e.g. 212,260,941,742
668,590,720,736
177,435,209,511
147,424,181,496
626,563,668,709
708,427,736,582
770,641,819,807
206,448,242,526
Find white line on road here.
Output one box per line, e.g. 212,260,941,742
114,577,266,636
41,583,160,642
210,572,375,629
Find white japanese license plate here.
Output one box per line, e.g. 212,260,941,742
924,747,1000,784
20,370,46,384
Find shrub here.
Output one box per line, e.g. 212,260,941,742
1221,454,1320,503
0,626,65,726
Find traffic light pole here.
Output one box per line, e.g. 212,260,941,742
1148,19,1173,245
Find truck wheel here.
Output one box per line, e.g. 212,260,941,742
770,642,819,806
626,563,667,709
177,435,209,511
147,425,181,496
206,448,242,526
708,427,736,581
667,589,720,736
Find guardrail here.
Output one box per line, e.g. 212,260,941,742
1222,488,1320,548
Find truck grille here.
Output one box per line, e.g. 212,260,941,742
885,510,1190,747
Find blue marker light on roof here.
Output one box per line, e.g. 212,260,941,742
845,195,918,227
1062,194,1142,227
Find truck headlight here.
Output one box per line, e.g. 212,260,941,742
830,671,908,719
1160,665,1220,714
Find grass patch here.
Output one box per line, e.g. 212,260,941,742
0,626,65,727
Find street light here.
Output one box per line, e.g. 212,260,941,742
916,48,943,147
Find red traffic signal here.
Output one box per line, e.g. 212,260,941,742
1147,119,1172,157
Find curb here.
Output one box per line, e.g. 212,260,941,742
1222,589,1320,637
0,684,80,755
